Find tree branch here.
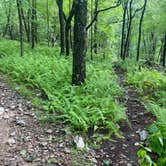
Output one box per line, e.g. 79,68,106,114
86,0,121,31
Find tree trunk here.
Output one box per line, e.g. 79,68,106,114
93,0,98,55
16,0,24,56
90,0,94,60
120,0,128,60
21,7,30,42
56,0,65,55
31,0,35,48
124,0,133,57
161,32,166,67
136,0,147,61
46,0,50,46
72,0,87,85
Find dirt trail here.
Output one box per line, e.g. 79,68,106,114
0,76,90,166
94,68,154,166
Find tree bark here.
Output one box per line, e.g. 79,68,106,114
56,0,65,55
120,0,128,60
136,0,147,61
16,0,24,56
46,0,50,46
72,0,87,85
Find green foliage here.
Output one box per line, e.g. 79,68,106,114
0,40,125,135
137,149,157,166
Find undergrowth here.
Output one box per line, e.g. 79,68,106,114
0,39,126,136
117,58,166,165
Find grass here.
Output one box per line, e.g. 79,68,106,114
0,39,126,136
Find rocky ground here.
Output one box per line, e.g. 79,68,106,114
0,70,154,166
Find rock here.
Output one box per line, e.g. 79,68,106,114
74,136,85,149
134,142,139,146
41,142,48,147
137,130,148,141
64,148,71,154
46,129,53,134
10,132,16,137
91,157,97,164
16,119,26,126
127,163,132,166
7,138,16,146
0,107,5,115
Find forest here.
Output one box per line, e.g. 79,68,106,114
0,0,165,165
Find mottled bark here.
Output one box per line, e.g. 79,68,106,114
136,0,147,61
72,0,87,85
56,0,65,54
16,0,24,56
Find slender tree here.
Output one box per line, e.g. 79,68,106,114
56,0,65,54
16,0,24,56
136,0,147,61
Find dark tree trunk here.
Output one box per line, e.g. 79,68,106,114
31,0,35,48
34,0,37,44
26,0,31,43
65,1,76,56
56,0,65,55
16,0,24,56
94,0,98,55
120,0,128,60
124,0,133,57
3,7,11,38
136,0,147,61
90,0,93,60
72,0,87,85
46,0,50,46
161,32,166,67
21,7,30,42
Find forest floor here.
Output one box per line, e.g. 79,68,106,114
0,68,154,166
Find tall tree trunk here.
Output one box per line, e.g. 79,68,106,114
90,0,94,60
161,32,166,67
31,0,35,48
93,0,98,55
16,0,24,56
72,0,87,85
56,0,65,55
21,7,30,42
136,0,147,61
65,1,76,56
120,0,128,60
124,0,133,57
34,0,37,44
46,0,50,46
3,8,11,38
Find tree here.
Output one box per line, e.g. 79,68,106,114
136,0,147,61
31,0,37,49
72,0,87,85
56,0,65,55
16,0,24,56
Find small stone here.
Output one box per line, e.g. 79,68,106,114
10,132,16,137
74,136,85,149
64,148,71,153
139,130,148,141
134,142,139,146
46,129,53,134
0,107,5,115
127,163,132,166
41,142,48,146
7,138,16,146
16,119,26,126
